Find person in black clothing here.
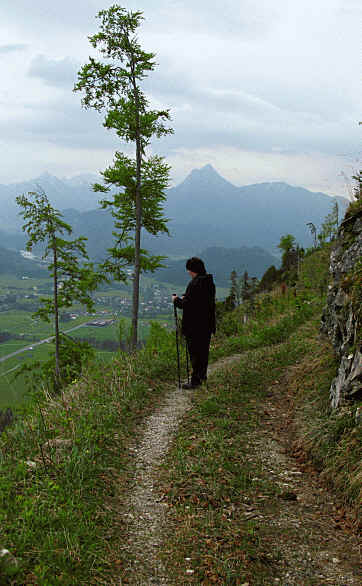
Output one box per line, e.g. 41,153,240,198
172,257,216,389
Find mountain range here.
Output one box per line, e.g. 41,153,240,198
0,165,348,260
153,245,277,287
0,172,100,233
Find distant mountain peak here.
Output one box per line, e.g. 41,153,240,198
32,171,64,187
191,163,224,177
199,163,217,173
179,164,237,191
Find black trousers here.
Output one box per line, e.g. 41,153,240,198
186,332,211,384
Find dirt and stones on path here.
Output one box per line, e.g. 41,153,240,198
120,355,361,585
242,411,361,584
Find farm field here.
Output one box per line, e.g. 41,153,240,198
0,271,227,409
0,274,50,291
0,341,116,408
0,309,90,340
0,342,53,407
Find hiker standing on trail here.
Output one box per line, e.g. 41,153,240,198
172,257,216,389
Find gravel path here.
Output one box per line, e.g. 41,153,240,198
122,357,242,584
120,354,361,585
124,385,192,583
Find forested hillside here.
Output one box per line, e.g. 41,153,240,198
154,245,278,287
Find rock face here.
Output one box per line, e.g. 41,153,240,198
321,209,362,408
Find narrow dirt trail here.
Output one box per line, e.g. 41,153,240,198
124,385,193,583
122,356,242,584
120,354,360,585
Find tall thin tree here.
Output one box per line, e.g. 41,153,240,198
17,190,102,387
74,5,173,350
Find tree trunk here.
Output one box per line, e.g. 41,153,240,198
130,58,142,352
130,135,142,351
53,244,61,386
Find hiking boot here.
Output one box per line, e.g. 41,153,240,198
181,380,201,389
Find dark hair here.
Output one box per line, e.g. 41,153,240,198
186,257,206,275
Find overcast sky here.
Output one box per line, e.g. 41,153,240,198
0,0,360,195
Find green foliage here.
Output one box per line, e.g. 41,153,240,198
214,290,319,357
318,201,339,244
297,244,332,297
142,321,189,381
351,170,362,201
74,6,172,146
258,264,280,292
224,269,242,310
277,234,296,255
74,4,173,349
15,335,95,394
344,170,362,221
16,191,102,320
228,269,238,308
16,189,102,386
96,152,171,280
276,234,305,286
117,317,130,351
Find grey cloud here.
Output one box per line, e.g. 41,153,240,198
0,90,119,151
0,0,360,188
1,0,275,45
0,0,99,32
28,55,79,88
159,94,360,157
0,43,27,54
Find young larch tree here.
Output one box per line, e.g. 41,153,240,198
74,5,173,350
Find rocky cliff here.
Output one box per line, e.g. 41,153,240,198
321,205,362,408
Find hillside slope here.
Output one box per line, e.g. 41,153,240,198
0,238,360,583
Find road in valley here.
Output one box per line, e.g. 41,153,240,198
0,323,88,365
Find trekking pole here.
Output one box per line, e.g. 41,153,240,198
173,297,181,389
185,338,190,384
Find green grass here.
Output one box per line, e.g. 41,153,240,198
0,343,54,407
0,310,90,339
290,349,362,512
0,274,50,291
157,321,321,584
70,318,155,344
0,323,181,583
0,340,115,408
210,293,322,362
0,341,29,358
0,257,359,583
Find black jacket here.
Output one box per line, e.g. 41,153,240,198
174,274,216,337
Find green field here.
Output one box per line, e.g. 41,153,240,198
0,271,227,408
0,342,116,408
0,309,91,338
0,342,51,407
0,274,50,291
